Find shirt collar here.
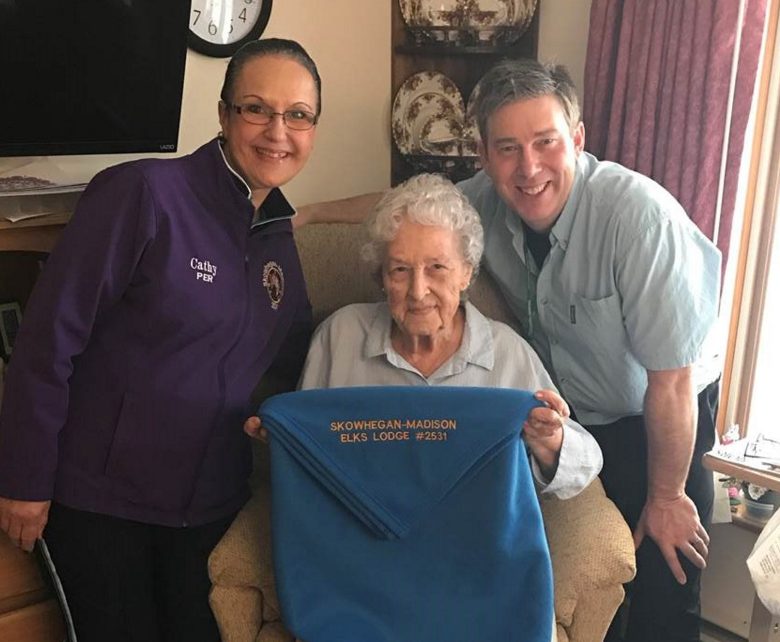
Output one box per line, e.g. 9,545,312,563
252,189,296,228
217,138,252,198
501,151,588,258
549,152,588,250
459,301,495,370
216,138,296,227
364,303,393,359
502,200,531,269
363,301,495,375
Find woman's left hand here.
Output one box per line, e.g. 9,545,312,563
523,389,568,478
244,416,268,442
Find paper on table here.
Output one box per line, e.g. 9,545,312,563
746,433,780,468
711,472,733,524
747,506,780,615
710,438,750,461
708,437,780,477
0,157,89,196
0,196,56,222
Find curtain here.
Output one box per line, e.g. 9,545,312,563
583,0,767,269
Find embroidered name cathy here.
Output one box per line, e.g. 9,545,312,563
191,257,217,283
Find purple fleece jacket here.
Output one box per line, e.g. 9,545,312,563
0,139,312,526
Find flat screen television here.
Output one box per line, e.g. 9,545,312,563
0,0,190,158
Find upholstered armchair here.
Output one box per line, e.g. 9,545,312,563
208,197,637,642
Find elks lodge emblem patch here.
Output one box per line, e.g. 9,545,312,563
262,261,284,310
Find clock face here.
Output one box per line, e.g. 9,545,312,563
188,0,273,57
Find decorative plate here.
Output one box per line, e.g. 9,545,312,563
398,0,537,46
392,71,466,156
409,93,465,155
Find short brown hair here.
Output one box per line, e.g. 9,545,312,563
472,58,580,143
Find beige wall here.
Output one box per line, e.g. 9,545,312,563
1,1,592,208
181,1,393,207
539,0,593,105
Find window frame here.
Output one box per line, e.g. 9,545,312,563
719,0,780,440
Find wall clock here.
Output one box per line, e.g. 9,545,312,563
188,0,273,58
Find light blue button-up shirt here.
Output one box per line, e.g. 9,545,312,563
459,152,722,425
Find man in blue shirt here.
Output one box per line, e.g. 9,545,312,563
458,58,721,642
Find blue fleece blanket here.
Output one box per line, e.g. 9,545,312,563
261,386,553,642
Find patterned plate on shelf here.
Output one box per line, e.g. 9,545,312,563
398,0,536,45
392,71,466,156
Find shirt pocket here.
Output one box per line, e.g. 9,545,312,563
567,292,628,358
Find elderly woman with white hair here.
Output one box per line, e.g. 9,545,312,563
249,172,601,498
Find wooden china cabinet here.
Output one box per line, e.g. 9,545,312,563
0,195,75,641
390,0,540,185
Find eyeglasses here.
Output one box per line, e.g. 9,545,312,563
223,101,318,131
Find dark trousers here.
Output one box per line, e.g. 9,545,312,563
586,380,719,642
43,503,235,642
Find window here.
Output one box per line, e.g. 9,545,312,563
719,1,780,442
747,212,780,441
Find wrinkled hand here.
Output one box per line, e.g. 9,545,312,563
243,416,268,442
0,496,51,552
633,494,709,584
523,389,568,476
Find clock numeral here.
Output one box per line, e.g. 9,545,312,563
188,0,269,55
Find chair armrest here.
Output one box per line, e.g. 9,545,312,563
208,484,281,622
541,478,636,628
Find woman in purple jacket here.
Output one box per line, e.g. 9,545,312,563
0,38,319,641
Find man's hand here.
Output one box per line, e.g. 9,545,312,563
641,366,705,584
633,494,709,584
523,389,568,477
244,416,268,442
0,496,51,552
